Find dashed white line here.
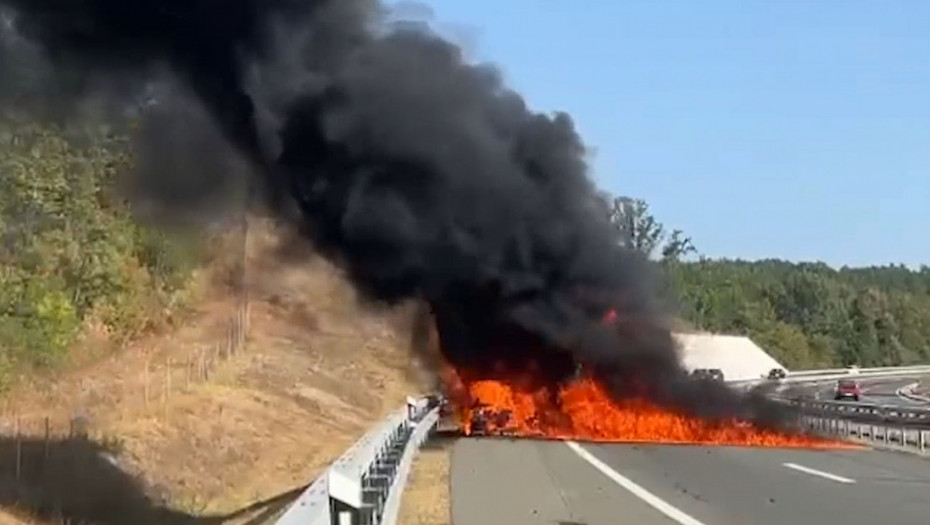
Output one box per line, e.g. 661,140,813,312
566,441,707,525
782,462,856,484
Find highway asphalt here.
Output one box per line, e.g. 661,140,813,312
451,438,930,525
797,375,928,406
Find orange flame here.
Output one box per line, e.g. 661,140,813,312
443,367,854,449
433,307,853,449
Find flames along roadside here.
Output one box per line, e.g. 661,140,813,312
438,366,856,449
426,308,855,450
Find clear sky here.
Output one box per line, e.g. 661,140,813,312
395,1,929,268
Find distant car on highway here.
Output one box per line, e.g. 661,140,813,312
767,368,787,380
692,368,725,382
845,365,861,375
834,379,862,401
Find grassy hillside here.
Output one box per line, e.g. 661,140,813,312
0,217,425,523
0,123,426,520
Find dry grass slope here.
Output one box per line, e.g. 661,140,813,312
398,437,452,525
0,217,431,523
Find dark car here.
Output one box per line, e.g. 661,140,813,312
767,368,787,380
692,368,725,382
467,406,513,437
834,379,861,401
469,408,490,436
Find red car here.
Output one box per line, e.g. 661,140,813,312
834,379,861,401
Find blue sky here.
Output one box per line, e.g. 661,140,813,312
395,1,929,268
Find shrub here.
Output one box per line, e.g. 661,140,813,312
0,123,203,379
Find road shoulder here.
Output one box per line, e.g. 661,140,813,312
451,438,680,525
399,436,453,525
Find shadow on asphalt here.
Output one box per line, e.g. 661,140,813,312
421,433,459,451
0,433,307,524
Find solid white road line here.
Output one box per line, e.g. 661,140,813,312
782,462,856,484
565,441,707,525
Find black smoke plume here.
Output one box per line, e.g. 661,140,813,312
0,0,795,427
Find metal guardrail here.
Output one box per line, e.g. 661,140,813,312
275,395,442,525
778,396,930,428
788,364,930,378
897,383,930,403
785,367,930,383
729,367,930,391
801,414,930,455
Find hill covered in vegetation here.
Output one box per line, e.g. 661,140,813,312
0,123,206,386
667,259,930,368
604,194,930,369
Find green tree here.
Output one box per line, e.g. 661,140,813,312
603,193,697,261
0,123,204,381
605,196,664,256
661,229,696,262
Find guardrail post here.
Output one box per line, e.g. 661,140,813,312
329,470,364,525
406,396,423,421
331,500,358,525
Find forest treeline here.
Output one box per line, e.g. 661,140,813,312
604,195,930,369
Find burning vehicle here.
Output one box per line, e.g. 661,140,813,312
466,404,515,437
429,307,849,449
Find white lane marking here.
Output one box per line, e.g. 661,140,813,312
565,441,706,525
782,462,856,484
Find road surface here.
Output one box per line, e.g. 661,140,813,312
790,376,928,406
451,438,930,525
858,376,926,406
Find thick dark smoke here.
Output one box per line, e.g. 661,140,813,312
0,0,795,427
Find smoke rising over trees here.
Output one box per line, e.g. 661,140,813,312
0,0,848,426
0,1,676,408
